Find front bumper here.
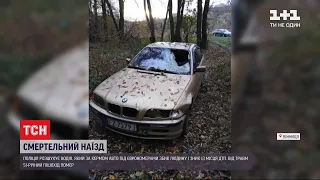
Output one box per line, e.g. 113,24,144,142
90,100,185,140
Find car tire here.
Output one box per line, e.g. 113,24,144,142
181,106,192,136
181,113,189,136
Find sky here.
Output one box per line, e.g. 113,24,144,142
123,0,229,21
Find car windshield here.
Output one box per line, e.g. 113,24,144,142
129,47,191,75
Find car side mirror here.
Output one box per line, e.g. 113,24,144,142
126,58,131,63
195,66,206,72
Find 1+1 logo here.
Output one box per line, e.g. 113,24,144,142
270,10,301,28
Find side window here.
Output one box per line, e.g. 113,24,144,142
194,47,203,67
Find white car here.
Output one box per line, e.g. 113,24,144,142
7,41,89,179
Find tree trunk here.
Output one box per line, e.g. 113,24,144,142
201,0,210,49
143,0,151,29
185,33,189,42
93,0,98,41
146,0,156,42
161,1,170,41
196,0,202,46
89,0,92,15
174,0,185,42
101,0,107,36
106,0,119,31
168,0,174,42
118,0,124,38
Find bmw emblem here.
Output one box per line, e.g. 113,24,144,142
122,98,128,103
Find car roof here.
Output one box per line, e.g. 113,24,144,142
146,42,196,51
215,29,229,31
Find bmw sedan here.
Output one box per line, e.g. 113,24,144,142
90,42,206,139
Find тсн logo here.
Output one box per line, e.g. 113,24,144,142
20,120,51,140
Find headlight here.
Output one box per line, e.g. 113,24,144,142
144,109,184,119
92,93,105,107
11,95,20,112
144,109,171,118
11,96,40,119
170,110,184,119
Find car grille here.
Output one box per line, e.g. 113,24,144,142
108,103,121,114
107,103,138,117
144,109,171,118
18,99,88,139
123,107,138,117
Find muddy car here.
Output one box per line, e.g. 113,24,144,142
90,42,206,139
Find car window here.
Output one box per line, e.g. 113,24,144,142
194,47,203,68
129,47,191,75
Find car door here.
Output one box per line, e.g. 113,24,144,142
191,46,205,99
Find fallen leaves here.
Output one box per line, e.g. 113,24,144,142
108,174,116,180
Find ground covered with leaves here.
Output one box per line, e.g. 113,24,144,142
89,42,231,179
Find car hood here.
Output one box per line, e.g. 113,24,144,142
94,68,191,110
17,42,89,127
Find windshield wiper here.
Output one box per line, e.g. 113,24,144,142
148,67,178,74
127,65,147,71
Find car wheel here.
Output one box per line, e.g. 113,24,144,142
181,105,192,136
181,113,189,136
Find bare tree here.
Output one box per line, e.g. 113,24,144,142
101,0,107,34
168,0,174,41
201,0,210,49
93,0,98,30
144,0,156,42
174,0,186,42
118,0,124,38
89,0,92,15
106,0,119,31
92,0,98,41
161,1,170,41
196,0,202,46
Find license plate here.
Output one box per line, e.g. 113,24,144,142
107,118,137,132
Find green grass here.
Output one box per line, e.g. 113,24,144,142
89,75,106,91
175,35,231,46
209,36,232,46
0,57,45,89
0,1,88,90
